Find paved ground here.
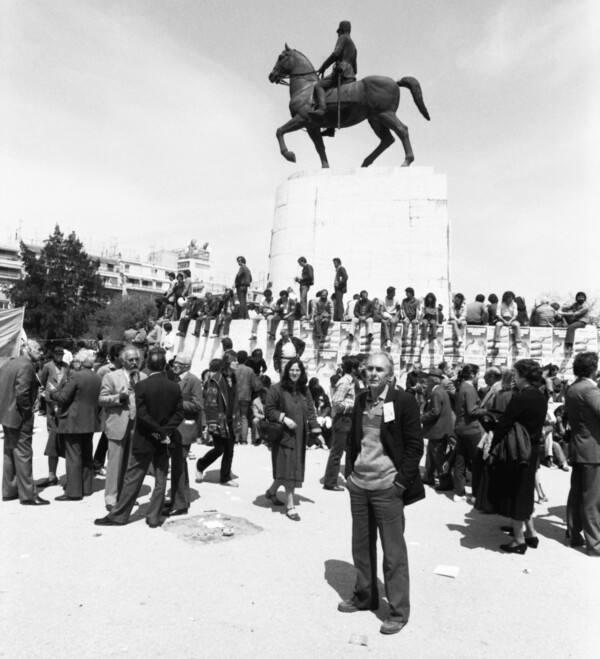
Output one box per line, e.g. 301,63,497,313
1,421,599,658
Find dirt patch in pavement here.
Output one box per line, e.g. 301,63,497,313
164,510,263,545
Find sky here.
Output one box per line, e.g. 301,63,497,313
1,0,599,303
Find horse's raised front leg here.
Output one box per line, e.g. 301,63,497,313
307,126,329,168
362,117,394,167
275,115,308,163
377,112,414,166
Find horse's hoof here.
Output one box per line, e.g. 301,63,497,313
322,162,330,169
283,151,296,163
361,160,372,168
401,157,414,167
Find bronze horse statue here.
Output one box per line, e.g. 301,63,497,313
268,45,430,168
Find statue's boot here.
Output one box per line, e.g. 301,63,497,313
309,86,326,123
321,127,336,138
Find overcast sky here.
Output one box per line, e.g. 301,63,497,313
2,0,598,302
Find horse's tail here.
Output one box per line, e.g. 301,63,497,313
397,77,430,121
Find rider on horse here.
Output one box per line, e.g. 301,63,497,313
308,21,357,123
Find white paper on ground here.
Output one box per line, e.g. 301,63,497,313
203,520,224,529
434,565,459,578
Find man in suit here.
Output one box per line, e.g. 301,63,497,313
95,348,184,528
50,350,102,501
166,353,203,516
273,327,305,374
421,368,453,486
565,351,600,556
98,346,146,511
0,340,49,506
341,352,424,635
332,257,348,322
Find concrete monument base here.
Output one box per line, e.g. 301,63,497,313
268,166,450,304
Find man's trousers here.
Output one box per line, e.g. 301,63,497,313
347,479,410,622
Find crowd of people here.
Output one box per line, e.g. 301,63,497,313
2,258,598,636
149,256,594,356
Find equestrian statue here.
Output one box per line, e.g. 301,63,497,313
268,21,430,168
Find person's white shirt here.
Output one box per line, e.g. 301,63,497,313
160,332,175,362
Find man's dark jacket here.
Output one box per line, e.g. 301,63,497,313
346,384,425,505
133,373,184,454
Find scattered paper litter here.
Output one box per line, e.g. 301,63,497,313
203,520,224,529
434,565,459,578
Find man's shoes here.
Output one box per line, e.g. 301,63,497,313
95,468,106,477
192,332,200,337
37,477,59,488
569,534,585,548
380,620,407,635
195,469,204,483
21,496,50,506
337,599,359,613
2,495,19,502
55,494,82,502
453,494,467,502
500,542,527,554
163,499,172,509
323,485,345,491
94,516,123,526
221,480,239,488
560,464,570,472
166,508,188,517
146,518,163,529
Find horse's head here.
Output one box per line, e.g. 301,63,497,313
268,44,294,84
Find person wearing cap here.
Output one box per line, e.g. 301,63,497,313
98,347,146,511
400,287,420,345
421,368,453,486
37,346,69,489
309,21,358,122
1,340,50,506
165,353,203,516
50,350,102,501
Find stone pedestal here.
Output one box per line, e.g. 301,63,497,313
268,166,450,305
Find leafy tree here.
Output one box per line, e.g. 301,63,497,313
8,225,105,340
86,293,158,342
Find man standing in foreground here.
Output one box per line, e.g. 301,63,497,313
565,351,600,556
0,340,49,506
95,349,184,528
341,352,424,635
234,256,252,319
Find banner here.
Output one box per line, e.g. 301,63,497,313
0,307,25,366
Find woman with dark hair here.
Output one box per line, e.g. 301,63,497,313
448,293,467,344
453,364,484,502
515,296,529,326
420,292,439,345
264,358,323,520
493,291,521,347
196,350,239,487
488,359,548,553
